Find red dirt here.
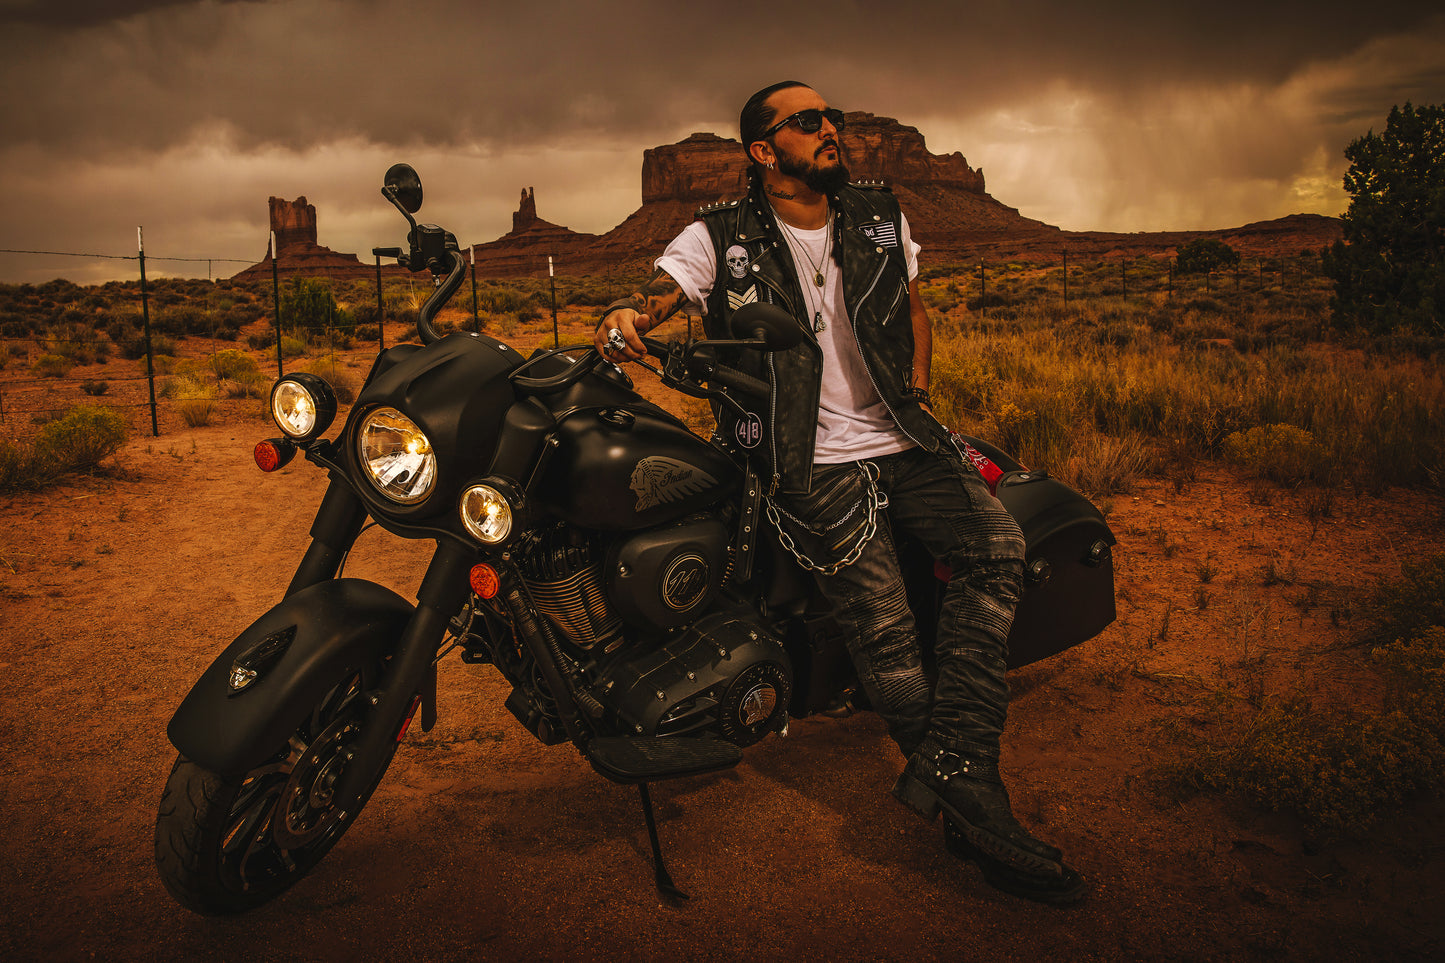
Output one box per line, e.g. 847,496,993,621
2,322,1443,961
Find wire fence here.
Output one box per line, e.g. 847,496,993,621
1,242,1333,441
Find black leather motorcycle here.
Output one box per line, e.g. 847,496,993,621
155,164,1117,914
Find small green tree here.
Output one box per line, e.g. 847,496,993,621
279,278,353,334
1175,238,1240,275
1323,102,1445,335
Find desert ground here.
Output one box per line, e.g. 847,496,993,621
1,318,1443,962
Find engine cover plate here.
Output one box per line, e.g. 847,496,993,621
598,606,791,746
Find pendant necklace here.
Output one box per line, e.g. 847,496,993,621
779,214,833,333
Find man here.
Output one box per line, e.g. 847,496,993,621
595,81,1084,905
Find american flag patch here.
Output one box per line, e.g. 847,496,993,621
728,285,758,311
862,222,898,248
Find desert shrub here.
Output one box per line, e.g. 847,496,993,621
166,375,217,427
247,329,277,351
0,311,40,337
152,306,204,338
209,348,260,382
1161,556,1445,837
351,302,380,327
2,405,132,489
1372,555,1445,645
30,353,72,378
1222,424,1327,484
280,335,308,359
354,324,380,343
81,380,109,396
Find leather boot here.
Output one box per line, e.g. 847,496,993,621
892,735,1086,905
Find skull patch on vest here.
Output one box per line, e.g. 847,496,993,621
725,245,750,278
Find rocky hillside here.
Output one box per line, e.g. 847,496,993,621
232,116,1341,282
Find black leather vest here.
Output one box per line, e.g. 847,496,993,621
697,179,948,493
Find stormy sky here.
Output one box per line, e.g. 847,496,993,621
1,0,1442,283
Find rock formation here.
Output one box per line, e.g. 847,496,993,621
471,190,599,278
472,113,1059,277
232,196,372,282
235,116,1340,283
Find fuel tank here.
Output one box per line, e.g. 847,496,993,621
532,405,740,531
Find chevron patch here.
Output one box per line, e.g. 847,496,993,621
728,285,758,311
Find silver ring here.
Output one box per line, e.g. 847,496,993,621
605,328,626,355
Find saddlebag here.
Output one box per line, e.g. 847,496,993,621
995,470,1117,668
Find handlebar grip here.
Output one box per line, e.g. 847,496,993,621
696,362,769,400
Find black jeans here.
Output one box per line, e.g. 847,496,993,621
772,444,1025,760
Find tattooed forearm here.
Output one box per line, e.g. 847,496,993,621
626,268,688,329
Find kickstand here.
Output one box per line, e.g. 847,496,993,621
637,782,689,901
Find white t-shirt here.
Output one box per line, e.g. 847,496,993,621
656,211,922,464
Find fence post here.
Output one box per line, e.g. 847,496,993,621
1063,249,1069,309
1168,258,1173,299
978,262,986,317
549,255,559,348
471,248,480,334
271,232,283,377
374,251,386,350
1121,257,1127,299
138,227,159,437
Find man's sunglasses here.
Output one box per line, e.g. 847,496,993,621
762,107,846,139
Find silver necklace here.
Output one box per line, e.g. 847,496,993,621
779,214,832,332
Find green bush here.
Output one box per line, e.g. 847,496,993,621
81,380,109,396
30,353,72,378
36,404,128,470
209,348,260,382
1222,423,1327,484
1,405,131,490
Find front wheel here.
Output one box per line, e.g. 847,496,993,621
154,667,394,914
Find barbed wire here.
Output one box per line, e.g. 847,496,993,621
0,248,252,264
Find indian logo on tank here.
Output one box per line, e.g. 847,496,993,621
629,456,718,512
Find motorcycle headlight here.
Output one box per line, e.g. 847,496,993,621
356,407,437,504
270,374,338,441
460,483,513,544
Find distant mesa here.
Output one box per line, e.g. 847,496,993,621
232,114,1340,282
231,197,375,283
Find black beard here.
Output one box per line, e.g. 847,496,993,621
778,151,850,195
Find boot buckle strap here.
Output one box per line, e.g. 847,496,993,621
929,749,997,782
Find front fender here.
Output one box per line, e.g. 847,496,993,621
167,579,415,777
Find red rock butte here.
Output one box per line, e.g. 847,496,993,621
232,114,1340,282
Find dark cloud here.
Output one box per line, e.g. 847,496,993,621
2,0,1443,281
4,0,1442,156
0,0,263,26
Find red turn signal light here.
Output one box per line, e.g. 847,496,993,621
469,563,501,599
254,438,297,472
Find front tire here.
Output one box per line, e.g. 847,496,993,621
155,668,394,914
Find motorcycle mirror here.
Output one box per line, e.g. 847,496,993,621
729,303,803,349
383,163,423,214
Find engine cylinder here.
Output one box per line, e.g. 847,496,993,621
514,526,624,653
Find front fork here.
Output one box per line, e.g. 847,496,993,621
330,534,477,814
286,475,370,597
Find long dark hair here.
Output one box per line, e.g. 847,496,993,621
739,80,810,167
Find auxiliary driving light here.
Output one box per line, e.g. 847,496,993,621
270,373,338,441
460,483,513,544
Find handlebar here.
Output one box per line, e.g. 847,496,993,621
417,249,468,346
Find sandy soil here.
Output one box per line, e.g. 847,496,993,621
2,328,1444,961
